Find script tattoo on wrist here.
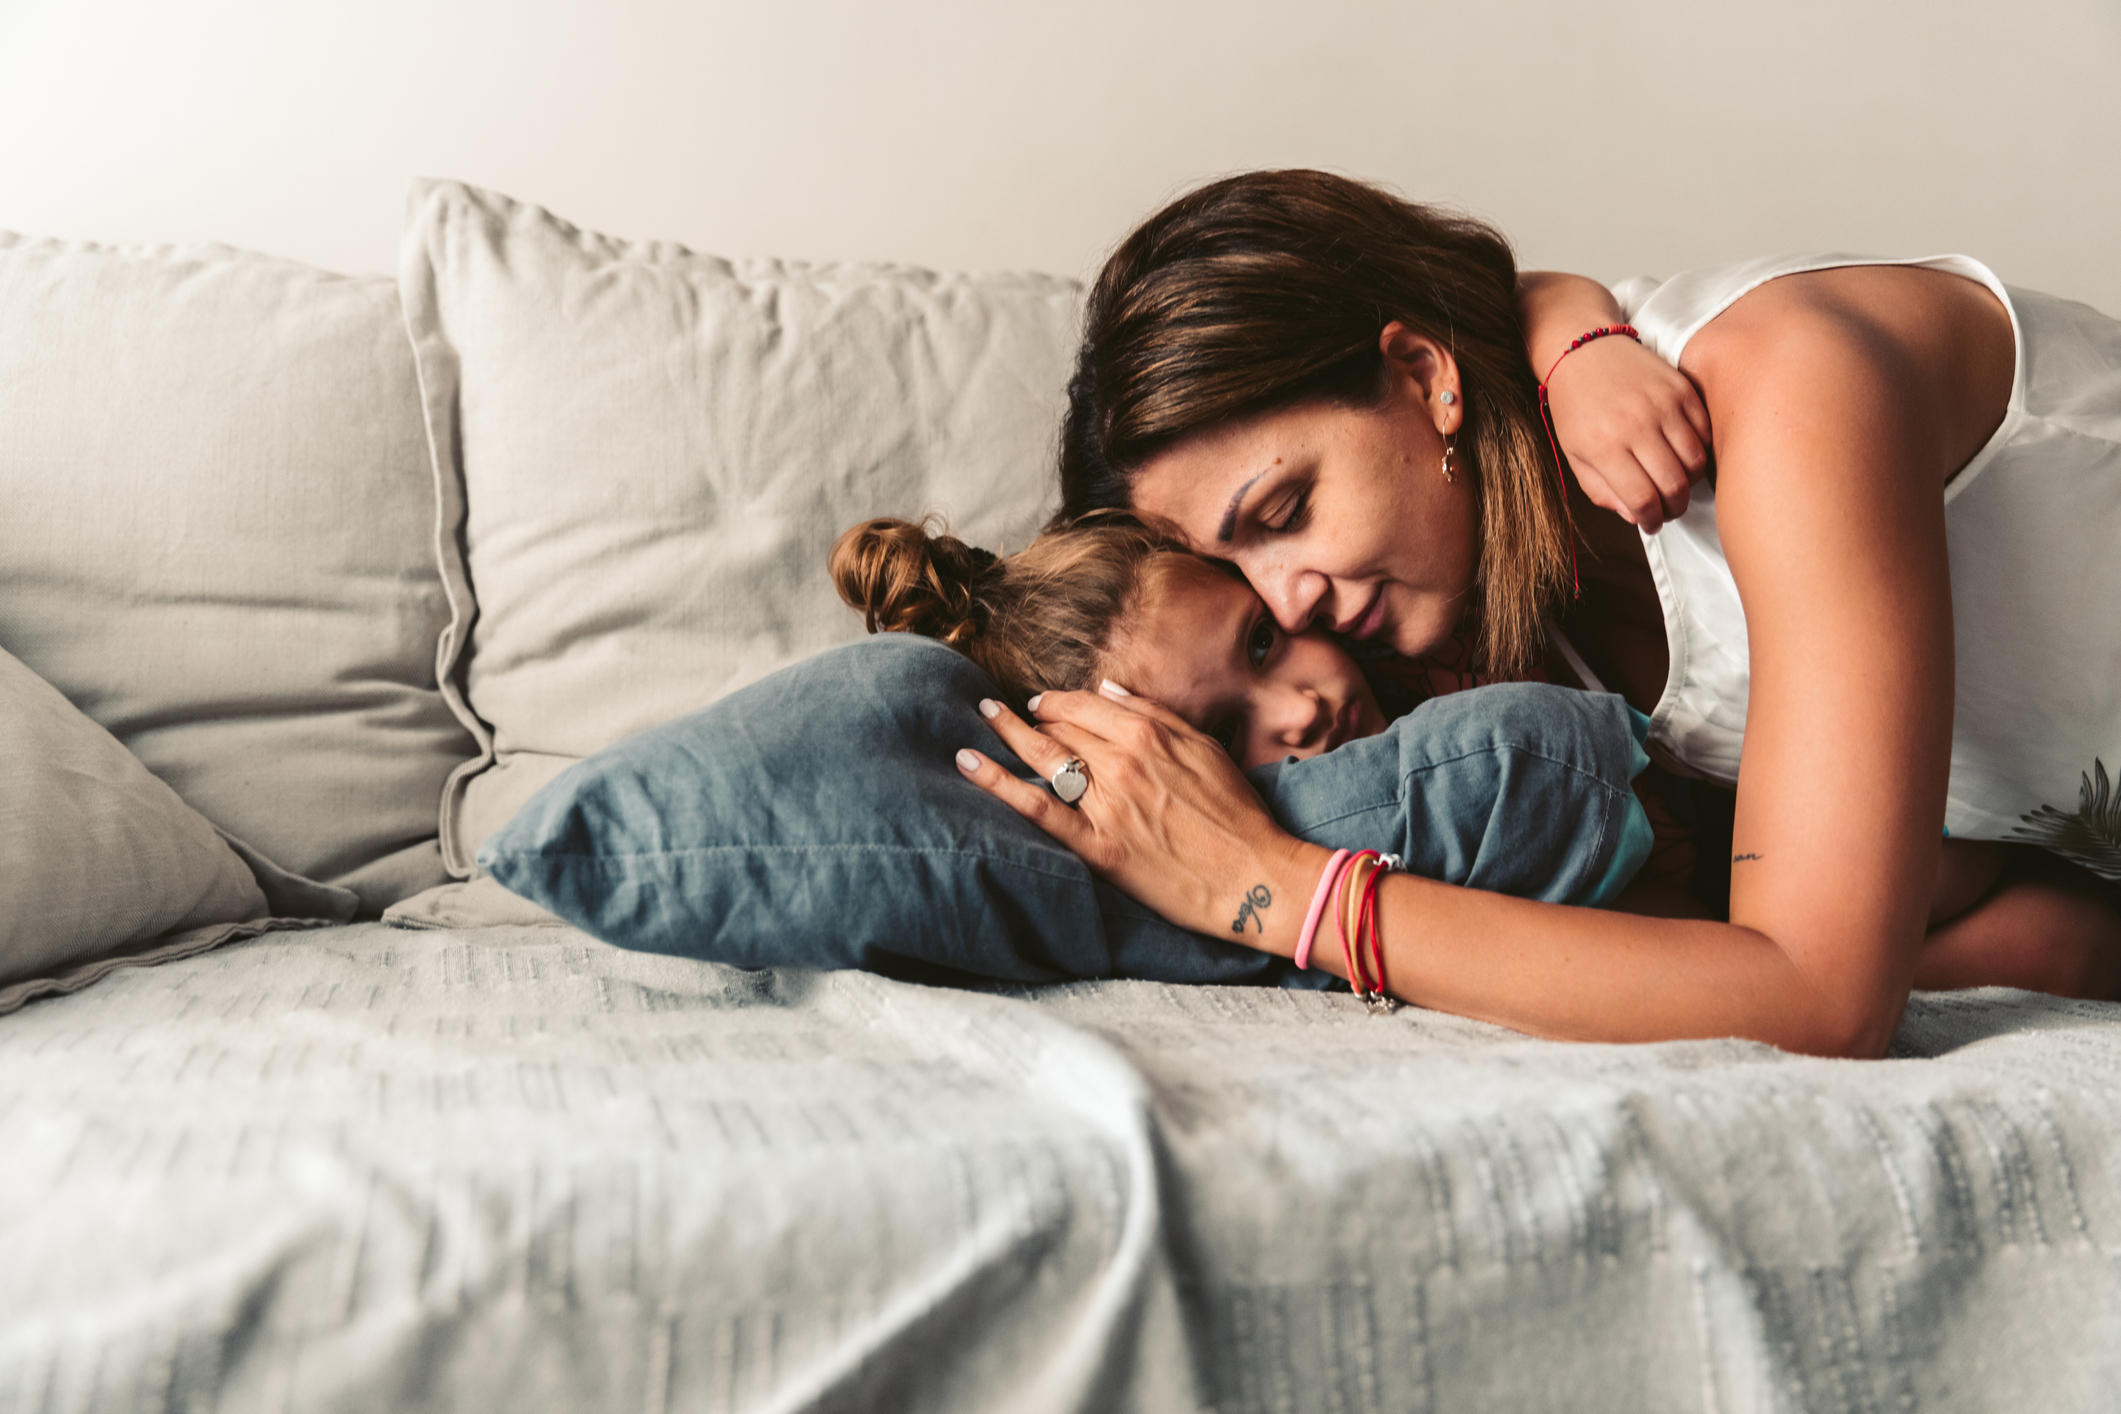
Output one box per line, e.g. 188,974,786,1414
1231,884,1273,935
1732,852,1764,863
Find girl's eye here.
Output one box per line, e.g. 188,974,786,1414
1210,719,1240,756
1247,616,1276,668
1266,487,1311,535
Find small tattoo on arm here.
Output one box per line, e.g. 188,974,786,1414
1732,852,1764,863
1231,884,1273,934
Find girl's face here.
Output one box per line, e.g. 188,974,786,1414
1105,560,1387,770
1127,336,1476,661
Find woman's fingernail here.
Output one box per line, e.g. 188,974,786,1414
1099,679,1132,699
956,749,982,774
1026,694,1044,714
978,698,1001,719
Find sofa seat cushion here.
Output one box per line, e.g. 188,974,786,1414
398,181,1077,872
0,232,475,912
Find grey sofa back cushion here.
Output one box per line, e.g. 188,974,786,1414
0,232,477,911
398,180,1076,873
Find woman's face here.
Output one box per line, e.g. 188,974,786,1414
1128,349,1477,661
1104,561,1387,770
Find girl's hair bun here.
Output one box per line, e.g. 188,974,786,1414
829,516,1000,648
829,508,1188,705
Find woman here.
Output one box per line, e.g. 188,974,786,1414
953,170,2121,1056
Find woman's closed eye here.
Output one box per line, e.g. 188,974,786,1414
1264,485,1311,536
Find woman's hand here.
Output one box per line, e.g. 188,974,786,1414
1545,334,1712,532
1518,269,1713,531
955,686,1329,954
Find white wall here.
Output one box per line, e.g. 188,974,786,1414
3,0,2116,311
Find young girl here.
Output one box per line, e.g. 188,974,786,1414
833,514,1388,772
830,513,1697,910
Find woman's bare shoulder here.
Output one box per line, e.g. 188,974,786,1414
1681,265,2013,483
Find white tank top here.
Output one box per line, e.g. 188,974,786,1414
1613,254,2121,878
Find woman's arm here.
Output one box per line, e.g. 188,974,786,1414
963,269,2002,1057
1518,271,1712,531
960,692,1851,1053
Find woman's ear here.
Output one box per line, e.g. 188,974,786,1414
1378,321,1462,430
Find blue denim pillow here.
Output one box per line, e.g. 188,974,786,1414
480,635,1648,988
1247,684,1656,912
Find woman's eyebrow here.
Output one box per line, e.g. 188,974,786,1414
1216,467,1275,544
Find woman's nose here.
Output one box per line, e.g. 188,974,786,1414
1258,564,1331,634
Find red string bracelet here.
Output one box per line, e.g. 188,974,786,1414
1533,324,1641,600
1356,858,1394,1013
1541,324,1642,389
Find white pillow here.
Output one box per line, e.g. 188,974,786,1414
0,646,346,1014
400,180,1078,871
0,233,476,912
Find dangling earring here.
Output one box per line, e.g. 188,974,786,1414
1438,386,1461,479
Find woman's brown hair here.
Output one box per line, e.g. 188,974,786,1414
1057,169,1571,673
829,514,1209,704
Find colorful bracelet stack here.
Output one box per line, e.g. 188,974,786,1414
1294,847,1402,1014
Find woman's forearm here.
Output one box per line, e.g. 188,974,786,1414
960,689,1909,1058
1243,843,1887,1057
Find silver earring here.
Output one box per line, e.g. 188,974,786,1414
1441,436,1457,482
1439,389,1458,406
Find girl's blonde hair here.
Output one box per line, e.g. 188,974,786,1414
829,514,1214,703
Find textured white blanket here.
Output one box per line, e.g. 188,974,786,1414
3,924,2119,1412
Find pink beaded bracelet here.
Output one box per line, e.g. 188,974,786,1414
1293,849,1352,971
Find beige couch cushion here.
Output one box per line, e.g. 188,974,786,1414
400,180,1077,872
0,644,343,1012
0,233,476,911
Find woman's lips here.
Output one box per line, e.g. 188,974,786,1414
1337,589,1388,641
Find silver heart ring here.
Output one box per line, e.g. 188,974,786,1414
1051,757,1090,804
